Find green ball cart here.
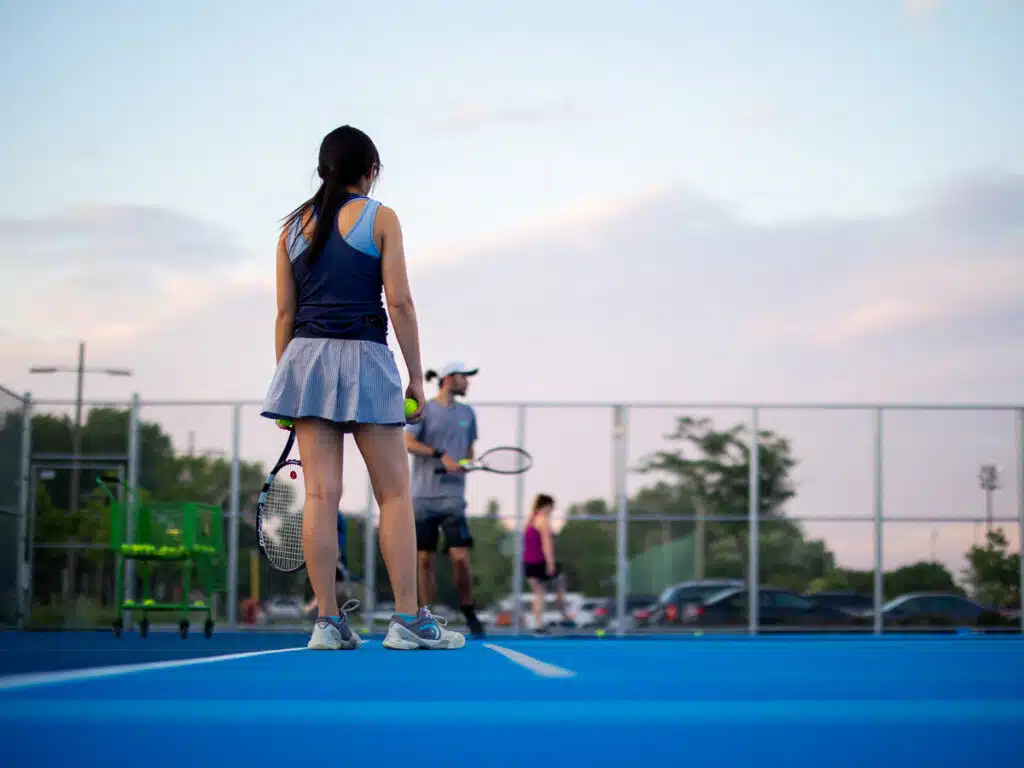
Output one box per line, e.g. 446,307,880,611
98,477,225,639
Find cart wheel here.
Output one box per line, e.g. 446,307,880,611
179,619,189,639
139,618,150,639
113,618,123,638
203,619,214,639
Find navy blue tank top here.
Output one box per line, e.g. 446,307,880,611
286,193,388,344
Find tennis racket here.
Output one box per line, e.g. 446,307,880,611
434,446,533,475
256,425,306,572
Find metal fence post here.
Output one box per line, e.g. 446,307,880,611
124,393,140,624
511,406,527,635
363,473,377,633
16,393,32,628
873,408,885,636
1017,409,1023,634
226,404,241,630
748,407,760,635
613,405,629,637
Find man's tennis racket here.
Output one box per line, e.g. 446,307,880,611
256,425,306,572
434,446,533,475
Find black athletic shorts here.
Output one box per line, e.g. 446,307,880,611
524,561,561,582
414,497,474,552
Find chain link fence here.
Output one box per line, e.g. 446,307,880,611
0,386,27,626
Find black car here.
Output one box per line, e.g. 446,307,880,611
804,590,875,616
876,593,1016,631
681,586,860,629
635,579,746,627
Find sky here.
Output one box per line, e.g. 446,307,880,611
0,0,1022,583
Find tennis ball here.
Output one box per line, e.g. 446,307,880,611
275,418,293,430
595,629,606,638
404,398,419,417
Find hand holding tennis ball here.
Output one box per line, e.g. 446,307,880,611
404,380,425,423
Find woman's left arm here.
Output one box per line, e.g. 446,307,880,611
274,231,297,363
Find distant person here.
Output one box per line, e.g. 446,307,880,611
260,124,464,651
404,361,486,638
522,493,571,633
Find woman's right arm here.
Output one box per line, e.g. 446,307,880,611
537,517,557,569
378,205,424,385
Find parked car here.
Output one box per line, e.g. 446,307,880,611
261,595,306,622
803,590,874,616
572,598,611,629
869,593,1016,631
679,586,860,629
635,580,745,627
584,594,659,632
490,592,586,631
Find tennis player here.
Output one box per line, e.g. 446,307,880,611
404,361,486,638
523,493,571,632
261,125,464,651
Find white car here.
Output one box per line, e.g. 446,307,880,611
490,592,587,631
572,598,609,629
261,595,306,622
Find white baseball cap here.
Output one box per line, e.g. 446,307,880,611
435,360,479,379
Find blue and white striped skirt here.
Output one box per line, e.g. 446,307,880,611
260,337,406,429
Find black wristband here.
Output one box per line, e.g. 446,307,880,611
432,448,444,459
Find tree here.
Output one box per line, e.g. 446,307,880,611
963,528,1020,608
633,416,833,591
558,499,616,595
807,561,962,599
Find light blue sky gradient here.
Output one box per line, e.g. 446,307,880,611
1,0,1022,578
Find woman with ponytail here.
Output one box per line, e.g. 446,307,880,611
522,493,571,632
261,125,464,651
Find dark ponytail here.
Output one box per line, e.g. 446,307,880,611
281,125,381,268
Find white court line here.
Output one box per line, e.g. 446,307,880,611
483,644,576,678
0,646,307,692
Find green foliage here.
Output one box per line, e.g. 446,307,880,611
632,416,831,590
963,528,1021,608
807,561,962,599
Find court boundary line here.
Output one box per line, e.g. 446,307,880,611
0,646,308,692
483,643,576,677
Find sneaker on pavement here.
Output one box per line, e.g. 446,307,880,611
382,606,466,650
307,599,361,650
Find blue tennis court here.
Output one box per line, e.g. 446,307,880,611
1,631,1022,767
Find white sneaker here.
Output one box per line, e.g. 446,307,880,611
382,606,466,650
307,600,361,650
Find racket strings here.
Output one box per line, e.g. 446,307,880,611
261,466,305,570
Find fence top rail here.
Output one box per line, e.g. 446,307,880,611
26,398,1024,411
0,384,26,403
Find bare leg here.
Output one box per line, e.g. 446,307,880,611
529,578,544,629
352,424,418,617
449,546,474,606
555,574,570,620
294,418,344,618
418,551,436,606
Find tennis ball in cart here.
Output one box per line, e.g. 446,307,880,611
404,398,419,417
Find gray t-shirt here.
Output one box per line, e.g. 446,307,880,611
405,399,478,499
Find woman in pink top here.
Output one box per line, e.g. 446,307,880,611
522,493,570,632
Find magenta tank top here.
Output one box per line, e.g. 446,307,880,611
523,521,544,563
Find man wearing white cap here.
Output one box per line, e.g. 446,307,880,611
404,360,485,638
